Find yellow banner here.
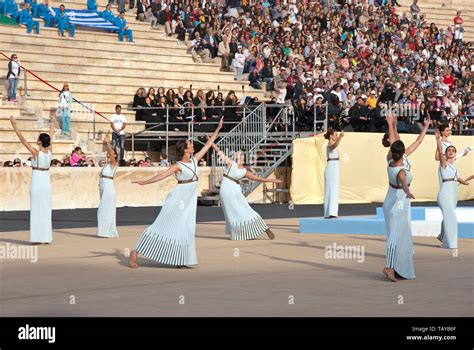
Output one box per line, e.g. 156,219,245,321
291,133,474,204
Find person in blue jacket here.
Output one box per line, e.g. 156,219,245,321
113,11,133,42
37,0,53,27
87,0,96,11
99,2,114,22
19,2,40,33
3,0,20,21
24,0,38,17
55,4,75,37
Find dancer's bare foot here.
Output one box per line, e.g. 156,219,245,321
129,250,138,268
265,228,275,240
383,268,398,282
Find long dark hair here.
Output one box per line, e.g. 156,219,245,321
175,139,188,160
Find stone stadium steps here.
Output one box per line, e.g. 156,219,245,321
398,0,473,41
14,51,220,73
0,0,263,161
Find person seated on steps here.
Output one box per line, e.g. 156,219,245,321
55,4,75,37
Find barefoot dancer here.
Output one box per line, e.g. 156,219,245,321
435,129,471,249
382,114,430,282
129,118,223,268
209,141,282,240
10,115,54,245
97,136,119,238
323,129,344,219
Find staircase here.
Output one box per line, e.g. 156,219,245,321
204,103,293,201
0,0,265,162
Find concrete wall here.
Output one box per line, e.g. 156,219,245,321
0,166,290,211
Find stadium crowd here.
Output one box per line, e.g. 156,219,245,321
127,0,472,133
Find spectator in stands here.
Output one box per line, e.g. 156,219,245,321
37,0,54,27
99,3,114,23
3,0,19,21
117,0,124,13
70,147,85,166
160,4,173,36
28,0,39,17
410,0,420,23
144,5,158,29
110,104,127,161
114,11,133,43
50,159,62,167
204,27,218,58
158,153,168,167
349,97,371,132
234,45,245,81
6,53,20,102
218,34,231,72
57,82,73,136
133,87,146,121
190,31,211,63
453,11,463,26
13,158,22,167
19,3,40,34
55,4,75,37
87,0,96,11
135,0,146,21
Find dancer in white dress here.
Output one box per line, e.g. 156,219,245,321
434,123,472,187
209,141,282,240
97,136,119,238
129,118,223,268
323,129,344,218
382,114,430,282
10,115,54,244
434,129,471,249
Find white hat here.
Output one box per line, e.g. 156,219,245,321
371,90,376,94
361,94,368,99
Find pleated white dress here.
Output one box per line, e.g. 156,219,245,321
382,157,415,279
324,146,339,217
220,161,268,240
437,163,458,249
97,163,119,238
134,157,199,266
30,150,53,243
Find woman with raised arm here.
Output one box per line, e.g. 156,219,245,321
384,113,431,169
323,129,344,219
129,118,223,268
382,114,431,282
10,114,54,244
434,123,472,187
209,141,282,240
97,136,119,238
435,129,471,249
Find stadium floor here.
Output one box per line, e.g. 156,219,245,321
0,202,472,317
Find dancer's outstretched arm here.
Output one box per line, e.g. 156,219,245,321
397,169,415,199
329,131,344,151
464,175,474,182
209,142,233,167
405,116,431,156
104,136,117,167
132,164,180,185
386,113,399,145
245,171,282,184
435,128,447,169
10,116,38,156
194,117,223,162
